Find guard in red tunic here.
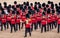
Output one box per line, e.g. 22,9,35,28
10,14,16,33
51,14,56,29
21,13,26,29
47,14,52,31
1,14,7,31
36,12,42,29
31,14,37,31
51,10,56,29
24,14,31,37
57,15,60,33
16,14,20,31
7,14,11,29
41,15,47,33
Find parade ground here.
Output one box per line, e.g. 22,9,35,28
0,28,60,38
0,0,60,38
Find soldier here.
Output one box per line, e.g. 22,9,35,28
57,15,60,33
36,12,42,29
31,14,37,31
10,13,16,33
24,14,31,37
6,14,11,29
41,15,47,33
16,14,20,31
21,13,26,29
1,14,7,31
47,14,52,31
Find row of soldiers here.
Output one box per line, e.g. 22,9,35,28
0,10,60,37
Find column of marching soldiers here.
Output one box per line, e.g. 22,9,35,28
0,1,60,37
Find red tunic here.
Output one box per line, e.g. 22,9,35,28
14,15,16,19
11,18,15,24
21,15,26,22
51,16,55,22
31,16,36,23
25,23,31,28
36,16,41,22
57,18,60,24
2,15,7,23
16,18,20,24
54,15,58,21
2,18,6,23
41,17,47,25
7,15,11,21
32,14,37,23
47,18,52,23
41,20,46,25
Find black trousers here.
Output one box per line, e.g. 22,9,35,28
21,22,26,29
37,21,41,29
47,23,51,31
10,24,16,33
31,23,37,31
1,23,6,31
52,21,56,29
16,23,20,31
57,24,60,33
55,21,57,28
41,25,46,33
6,21,11,29
25,28,31,37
